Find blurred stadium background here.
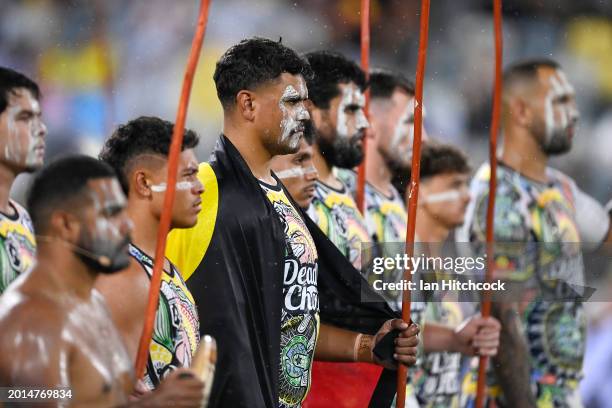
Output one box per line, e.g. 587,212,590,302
2,0,612,405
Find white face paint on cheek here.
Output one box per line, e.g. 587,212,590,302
3,99,44,168
355,91,369,131
91,182,129,255
275,165,317,180
391,100,415,150
279,85,300,145
150,180,198,193
421,189,463,204
24,100,43,167
279,81,308,150
545,72,577,142
336,87,353,139
4,105,21,162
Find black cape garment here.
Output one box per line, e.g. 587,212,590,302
166,135,400,408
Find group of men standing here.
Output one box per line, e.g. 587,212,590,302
0,35,610,408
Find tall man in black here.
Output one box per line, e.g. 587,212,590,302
166,37,420,408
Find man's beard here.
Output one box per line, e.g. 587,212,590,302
317,131,364,169
380,146,411,177
75,234,131,274
542,129,572,155
533,120,573,156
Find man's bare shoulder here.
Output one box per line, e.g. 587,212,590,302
0,286,66,341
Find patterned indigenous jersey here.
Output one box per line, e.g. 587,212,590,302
259,180,320,408
365,183,408,244
128,244,200,390
415,300,464,408
458,162,585,408
336,169,410,308
0,200,37,294
336,169,426,402
336,168,407,243
308,179,369,269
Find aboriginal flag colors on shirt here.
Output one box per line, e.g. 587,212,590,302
166,136,399,408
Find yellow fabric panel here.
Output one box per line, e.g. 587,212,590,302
166,162,218,281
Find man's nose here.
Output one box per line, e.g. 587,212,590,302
298,105,310,121
192,179,204,195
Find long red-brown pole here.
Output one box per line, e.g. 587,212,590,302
475,0,503,407
396,0,430,406
356,0,370,213
134,0,212,378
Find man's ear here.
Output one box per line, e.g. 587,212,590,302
507,95,531,128
133,169,153,198
236,90,256,122
49,209,82,242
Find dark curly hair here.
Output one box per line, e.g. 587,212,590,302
213,37,312,109
303,50,366,109
369,69,414,99
0,66,40,114
99,116,199,194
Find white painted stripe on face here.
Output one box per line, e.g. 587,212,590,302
150,180,198,193
421,189,464,204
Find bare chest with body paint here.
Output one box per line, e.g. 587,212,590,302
66,290,134,405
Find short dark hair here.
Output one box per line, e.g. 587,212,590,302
391,142,471,197
303,51,366,109
27,155,117,233
503,58,561,90
213,37,312,109
420,143,471,179
369,69,415,99
0,67,40,114
99,116,199,194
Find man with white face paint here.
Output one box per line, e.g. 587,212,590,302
303,51,370,270
301,59,433,408
0,155,206,407
0,67,47,294
96,117,205,392
271,123,319,209
393,143,502,408
165,38,419,408
338,70,425,317
458,58,612,407
361,71,500,408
